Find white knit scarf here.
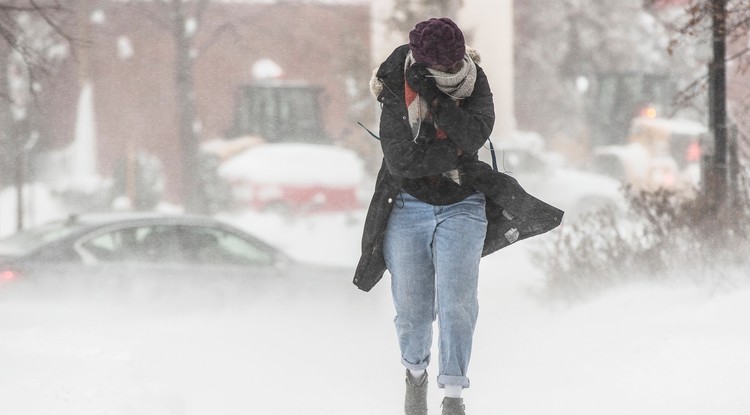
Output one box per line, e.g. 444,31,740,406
404,51,478,141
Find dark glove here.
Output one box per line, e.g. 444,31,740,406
405,63,443,104
413,121,437,145
455,153,488,188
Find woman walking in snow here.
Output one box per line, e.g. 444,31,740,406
356,17,492,415
353,17,562,415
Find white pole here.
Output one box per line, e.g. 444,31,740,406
72,81,98,179
459,0,515,136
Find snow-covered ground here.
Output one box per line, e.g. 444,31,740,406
1,208,749,414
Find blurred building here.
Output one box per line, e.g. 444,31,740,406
34,0,372,202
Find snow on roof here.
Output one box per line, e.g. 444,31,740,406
218,143,365,187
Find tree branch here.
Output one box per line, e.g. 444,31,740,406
27,0,70,42
196,21,242,57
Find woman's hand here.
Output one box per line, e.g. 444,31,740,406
405,63,442,105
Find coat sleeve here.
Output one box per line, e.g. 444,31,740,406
374,45,489,179
377,86,462,179
431,66,495,155
380,126,461,178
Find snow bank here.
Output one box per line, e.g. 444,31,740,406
1,213,749,415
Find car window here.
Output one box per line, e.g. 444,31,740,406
79,225,182,263
179,226,275,266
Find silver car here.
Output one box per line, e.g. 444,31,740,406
0,213,324,289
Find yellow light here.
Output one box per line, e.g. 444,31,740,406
642,107,657,118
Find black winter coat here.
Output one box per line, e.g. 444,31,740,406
353,45,563,292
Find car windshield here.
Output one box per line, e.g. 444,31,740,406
0,221,81,256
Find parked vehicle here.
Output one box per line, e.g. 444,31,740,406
0,212,334,286
486,131,627,221
591,115,706,194
218,143,366,214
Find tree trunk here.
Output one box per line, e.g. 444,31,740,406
14,126,24,232
0,48,9,234
707,0,728,209
172,2,202,213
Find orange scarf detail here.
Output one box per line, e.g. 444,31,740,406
404,79,448,140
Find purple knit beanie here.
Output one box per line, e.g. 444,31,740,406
409,17,465,67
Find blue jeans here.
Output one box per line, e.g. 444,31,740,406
383,190,487,389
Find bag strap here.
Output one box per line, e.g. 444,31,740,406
488,137,499,172
357,122,380,140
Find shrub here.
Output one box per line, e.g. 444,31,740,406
537,171,750,299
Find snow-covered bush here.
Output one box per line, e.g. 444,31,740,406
538,173,750,299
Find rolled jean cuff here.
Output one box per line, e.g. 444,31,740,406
437,375,470,389
401,357,430,373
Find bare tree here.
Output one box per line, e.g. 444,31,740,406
167,0,206,214
121,0,252,214
661,1,750,118
0,1,70,101
117,0,208,213
515,0,685,147
0,0,70,230
663,0,750,206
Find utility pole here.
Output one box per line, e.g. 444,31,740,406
707,0,728,208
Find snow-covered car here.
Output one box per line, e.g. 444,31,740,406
590,116,706,195
486,132,627,221
592,144,700,196
0,212,340,286
592,144,672,191
218,143,366,214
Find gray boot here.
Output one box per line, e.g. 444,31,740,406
441,397,466,415
405,370,428,415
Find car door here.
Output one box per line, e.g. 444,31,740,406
175,225,283,279
75,224,188,279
